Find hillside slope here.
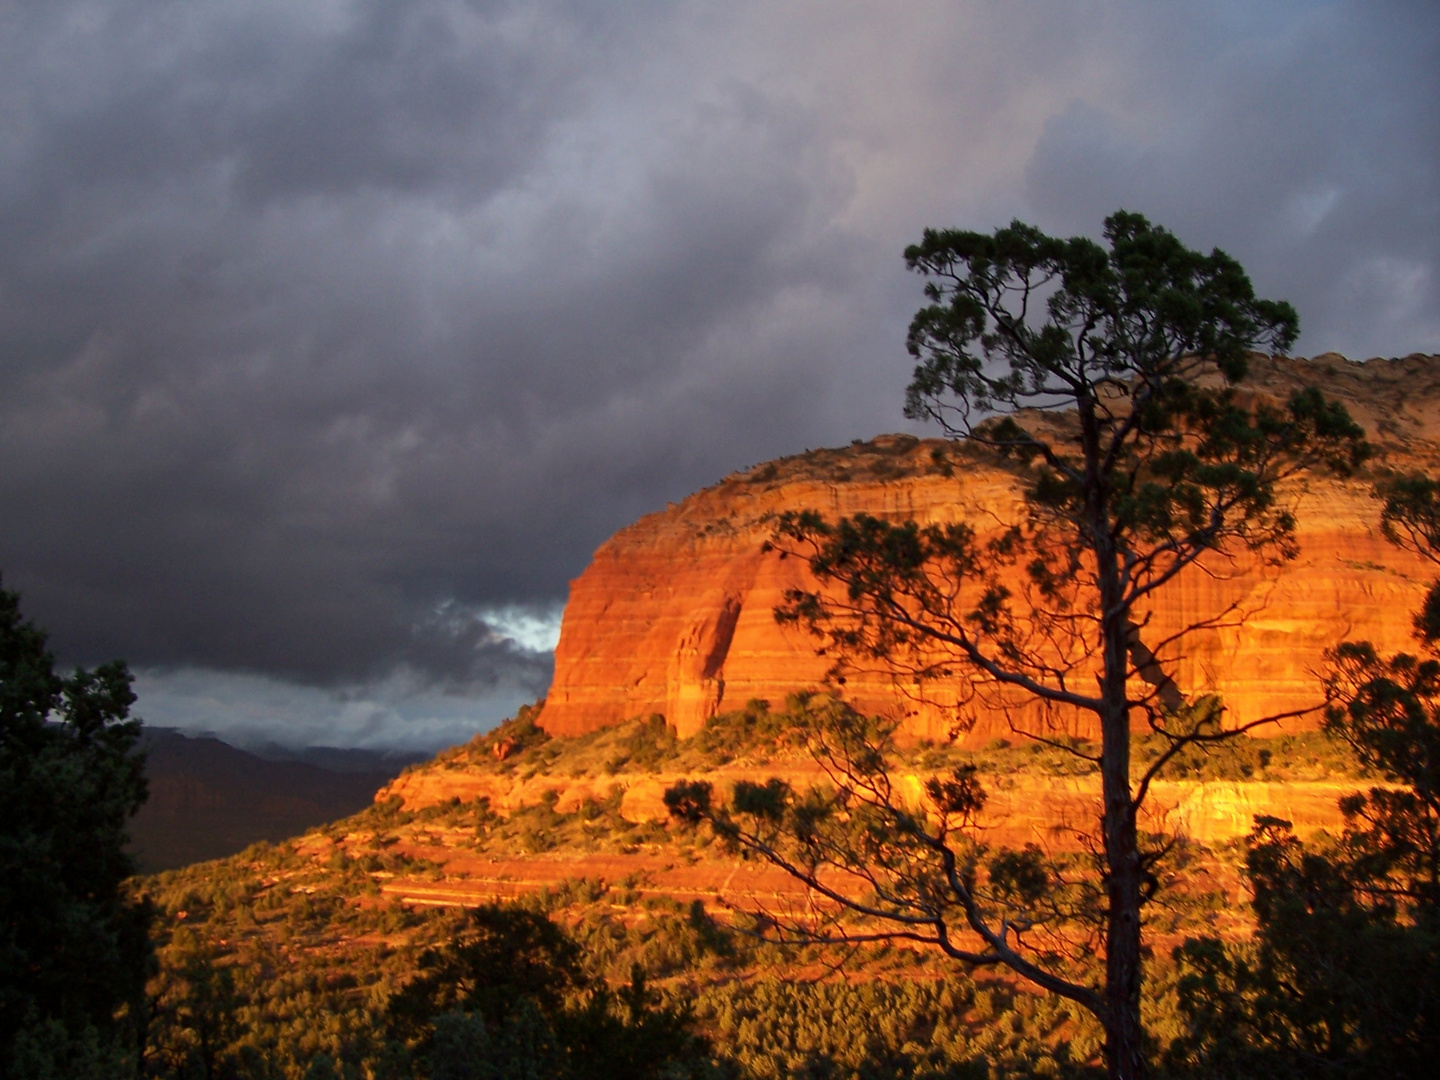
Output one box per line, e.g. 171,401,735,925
131,729,408,871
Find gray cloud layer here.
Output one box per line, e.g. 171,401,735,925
1,1,1436,747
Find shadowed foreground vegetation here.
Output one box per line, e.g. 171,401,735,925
135,836,1115,1078
93,689,1406,1080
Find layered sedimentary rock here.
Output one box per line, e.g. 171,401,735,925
538,355,1440,743
379,757,1358,846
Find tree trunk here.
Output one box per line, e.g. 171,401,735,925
1100,587,1146,1079
1102,783,1145,1079
1088,401,1147,1080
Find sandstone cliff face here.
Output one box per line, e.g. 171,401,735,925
539,355,1440,743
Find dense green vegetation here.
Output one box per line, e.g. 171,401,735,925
138,809,1386,1079
135,843,1124,1078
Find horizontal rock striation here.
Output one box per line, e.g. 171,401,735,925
538,355,1440,743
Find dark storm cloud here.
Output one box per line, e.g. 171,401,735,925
1019,1,1440,356
0,0,888,701
0,1,1435,746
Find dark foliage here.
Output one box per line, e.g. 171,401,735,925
388,905,588,1040
1170,473,1440,1077
1169,816,1440,1079
664,780,713,825
387,904,716,1080
0,575,150,1076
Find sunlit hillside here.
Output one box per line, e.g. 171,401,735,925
136,695,1378,1076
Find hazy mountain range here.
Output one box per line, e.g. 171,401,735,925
129,727,423,872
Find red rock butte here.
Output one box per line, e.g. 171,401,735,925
538,354,1440,745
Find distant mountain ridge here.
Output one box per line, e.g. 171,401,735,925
240,738,424,774
129,729,419,872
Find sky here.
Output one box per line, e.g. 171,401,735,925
2,0,1436,751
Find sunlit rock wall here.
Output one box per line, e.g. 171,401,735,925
538,355,1440,743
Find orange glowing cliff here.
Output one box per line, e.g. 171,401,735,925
537,354,1440,743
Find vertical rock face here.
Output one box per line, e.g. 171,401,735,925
539,355,1440,743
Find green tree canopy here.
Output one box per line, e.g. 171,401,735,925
0,575,149,1076
387,904,715,1080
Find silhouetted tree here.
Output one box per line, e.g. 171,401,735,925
0,575,150,1077
144,939,247,1080
685,213,1367,1079
1171,473,1440,1077
388,905,587,1044
387,904,715,1080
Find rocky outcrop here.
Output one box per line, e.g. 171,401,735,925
539,355,1440,743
